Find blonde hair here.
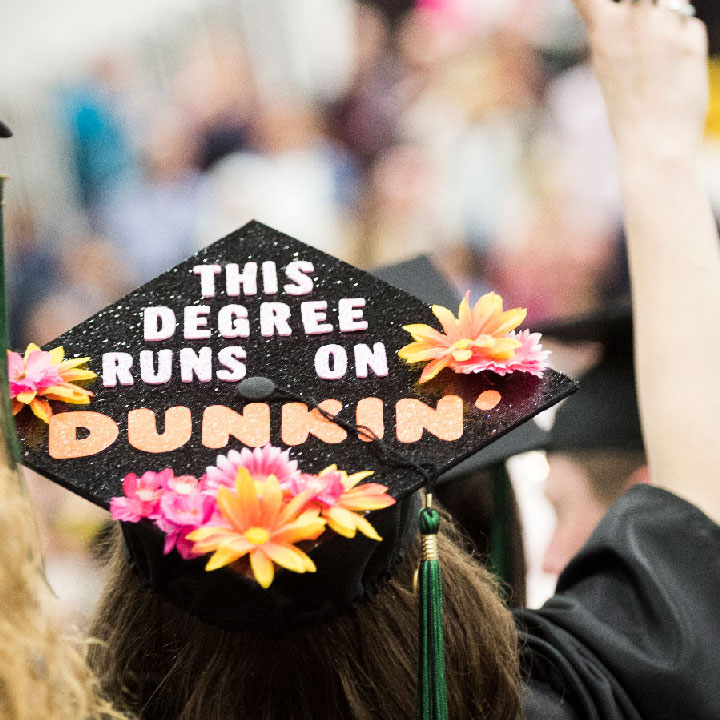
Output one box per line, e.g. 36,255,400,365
0,455,127,720
90,513,521,720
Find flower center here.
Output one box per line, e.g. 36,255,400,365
244,527,270,545
451,338,472,350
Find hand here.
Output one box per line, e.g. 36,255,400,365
573,0,708,159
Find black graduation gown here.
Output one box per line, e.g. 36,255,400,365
514,485,720,719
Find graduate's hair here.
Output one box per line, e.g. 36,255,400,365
89,512,521,720
0,458,126,720
571,448,648,506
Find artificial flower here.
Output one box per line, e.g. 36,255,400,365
204,445,300,493
109,469,170,523
290,465,396,541
157,486,216,559
188,468,326,588
8,343,96,422
398,291,548,383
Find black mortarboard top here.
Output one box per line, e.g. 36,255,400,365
0,120,12,139
15,221,575,630
372,254,552,477
537,301,643,453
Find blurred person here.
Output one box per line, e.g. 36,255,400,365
328,2,401,168
488,192,618,323
538,307,650,576
24,231,132,346
58,57,139,212
173,32,258,171
0,130,125,719
352,142,460,268
97,110,208,285
198,98,357,260
0,460,127,719
543,450,649,575
4,204,61,348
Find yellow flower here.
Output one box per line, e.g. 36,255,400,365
398,291,526,383
8,344,96,422
308,465,396,541
187,468,326,588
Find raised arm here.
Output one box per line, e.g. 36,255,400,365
575,0,720,521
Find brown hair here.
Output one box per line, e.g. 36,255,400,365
0,461,127,720
571,449,647,506
89,513,521,720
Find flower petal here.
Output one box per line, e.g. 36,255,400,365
29,398,53,423
483,307,527,337
398,341,444,363
250,550,275,588
271,511,326,545
431,304,458,337
263,543,316,574
16,390,37,404
7,351,23,379
23,343,41,361
418,354,451,383
340,470,374,490
338,484,395,511
206,545,243,571
401,324,446,344
48,347,65,364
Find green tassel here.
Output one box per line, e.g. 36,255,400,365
416,504,448,720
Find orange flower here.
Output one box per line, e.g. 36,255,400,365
187,468,326,588
8,344,96,422
398,291,528,383
304,465,396,541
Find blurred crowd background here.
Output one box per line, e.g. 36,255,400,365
2,0,720,624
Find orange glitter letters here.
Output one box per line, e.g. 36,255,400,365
49,411,119,459
395,395,463,443
202,404,271,449
128,407,192,453
356,397,384,441
281,399,347,445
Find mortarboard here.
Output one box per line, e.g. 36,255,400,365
12,221,575,631
537,302,643,453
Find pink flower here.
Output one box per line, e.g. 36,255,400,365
8,344,96,422
287,472,346,506
456,330,550,377
163,473,201,495
157,489,216,559
291,466,396,540
204,445,300,493
398,291,549,382
109,469,170,522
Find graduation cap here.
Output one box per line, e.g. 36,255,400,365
13,221,574,631
537,301,643,453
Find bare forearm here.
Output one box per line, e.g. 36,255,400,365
619,150,720,519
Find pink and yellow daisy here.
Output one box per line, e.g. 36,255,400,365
8,343,96,422
290,465,396,541
398,291,548,383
